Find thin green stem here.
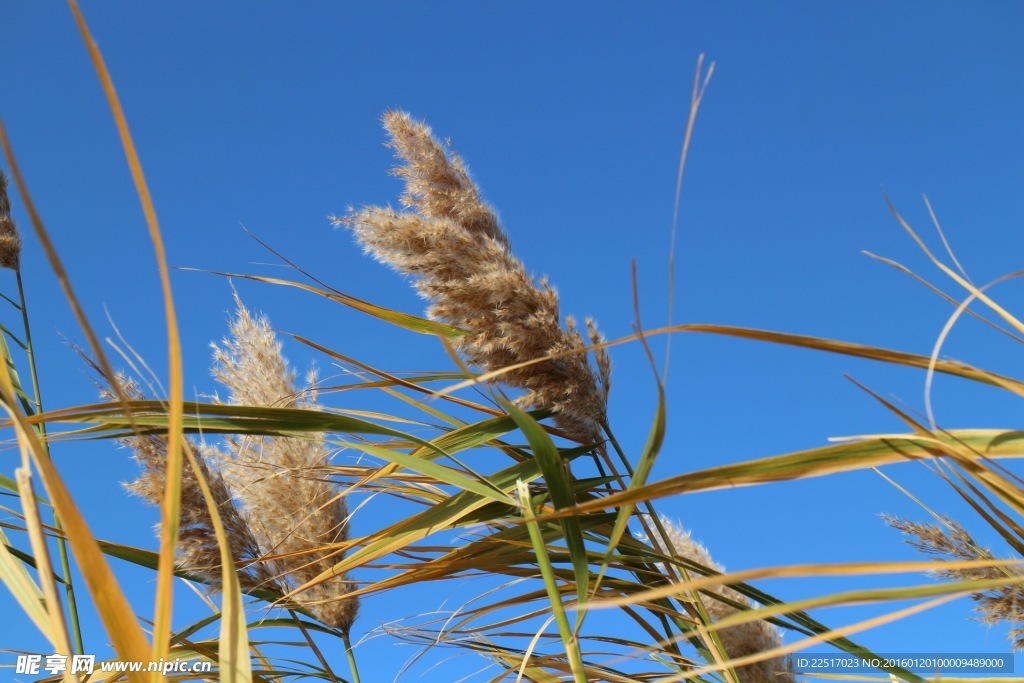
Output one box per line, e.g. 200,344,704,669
341,629,361,683
17,269,84,654
517,480,587,683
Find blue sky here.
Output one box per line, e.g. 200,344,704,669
2,2,1024,680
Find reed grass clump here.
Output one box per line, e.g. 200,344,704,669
6,20,1016,677
338,111,796,680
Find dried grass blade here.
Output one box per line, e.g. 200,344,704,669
556,429,1024,517
65,2,194,669
179,444,253,680
864,250,1024,343
15,468,73,666
940,469,1024,556
433,321,1024,402
291,334,499,415
672,597,943,683
0,397,151,678
590,556,1018,611
186,269,467,337
887,196,1024,337
0,523,54,643
664,54,714,380
680,323,1024,396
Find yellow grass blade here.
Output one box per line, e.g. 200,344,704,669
66,5,254,678
550,429,1024,517
0,381,151,680
15,468,73,668
672,596,951,683
432,322,1024,402
887,196,1024,338
0,119,154,680
179,445,253,681
588,556,1019,610
187,269,467,337
0,128,127,408
0,524,54,643
864,250,1024,343
287,455,549,599
65,3,188,668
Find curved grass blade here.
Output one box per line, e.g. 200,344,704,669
66,1,195,670
0,385,151,679
35,400,451,444
15,468,72,659
887,196,1024,338
501,400,590,610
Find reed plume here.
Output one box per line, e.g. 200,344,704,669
0,170,22,271
89,363,275,591
340,111,608,447
886,514,1024,650
654,516,793,683
208,296,358,631
100,296,357,631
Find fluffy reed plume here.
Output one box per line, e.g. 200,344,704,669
90,364,275,591
340,111,608,447
207,296,358,631
654,517,793,683
0,170,22,270
97,298,357,630
885,514,1024,649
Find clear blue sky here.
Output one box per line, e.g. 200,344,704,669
2,2,1024,680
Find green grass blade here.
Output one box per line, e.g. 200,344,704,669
500,399,591,629
597,385,665,590
517,481,586,683
334,439,509,504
